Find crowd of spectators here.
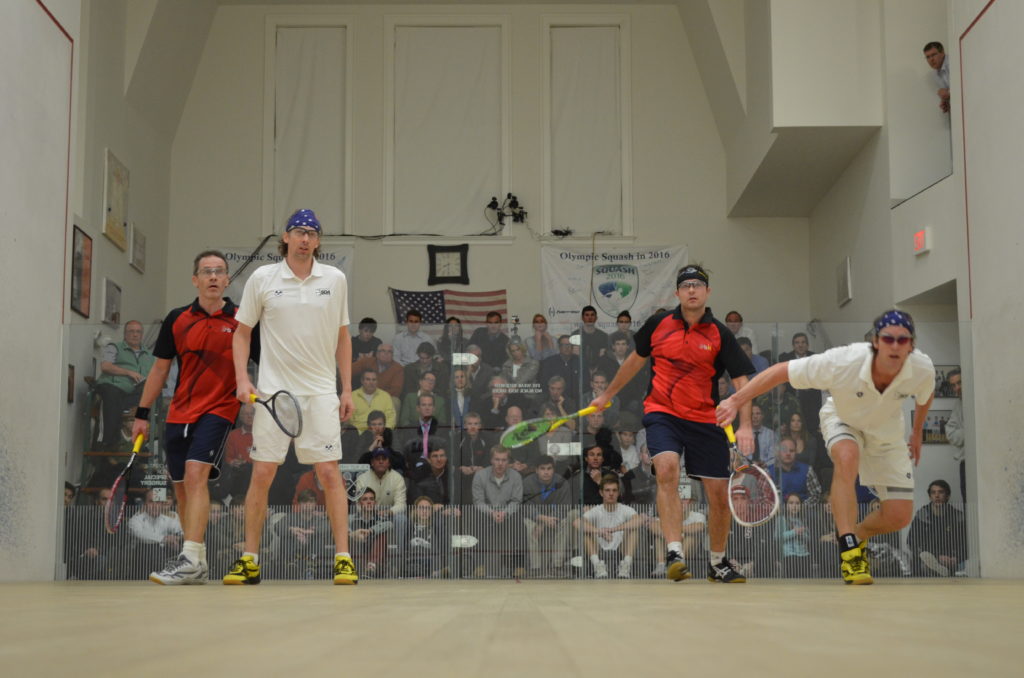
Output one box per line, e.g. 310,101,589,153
67,310,968,580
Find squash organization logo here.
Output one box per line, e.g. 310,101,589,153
593,264,639,317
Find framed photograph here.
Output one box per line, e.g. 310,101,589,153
836,256,852,307
129,223,146,273
103,149,129,251
933,365,961,398
102,277,122,326
70,223,92,318
912,409,953,445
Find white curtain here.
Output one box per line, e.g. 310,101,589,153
394,26,502,235
551,27,622,234
275,27,346,233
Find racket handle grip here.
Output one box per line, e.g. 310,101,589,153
132,434,145,452
724,425,736,444
249,393,258,403
577,401,612,418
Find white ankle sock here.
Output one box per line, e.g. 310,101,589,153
667,541,683,555
590,554,602,567
709,551,725,565
243,551,259,564
182,541,202,564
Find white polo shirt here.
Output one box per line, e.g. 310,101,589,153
788,343,934,442
237,260,350,396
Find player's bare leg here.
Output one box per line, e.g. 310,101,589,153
830,440,872,584
856,499,913,538
653,453,689,580
316,461,358,584
150,462,212,585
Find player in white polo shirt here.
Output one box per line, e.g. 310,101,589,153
716,310,935,585
223,208,359,585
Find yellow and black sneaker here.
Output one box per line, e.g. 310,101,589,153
333,555,359,585
840,545,873,585
666,550,692,582
707,557,747,583
223,555,261,585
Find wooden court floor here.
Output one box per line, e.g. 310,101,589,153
2,579,1020,677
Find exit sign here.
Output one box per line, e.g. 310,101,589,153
913,227,932,256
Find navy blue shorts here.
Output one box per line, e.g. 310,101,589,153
164,413,233,483
642,411,730,479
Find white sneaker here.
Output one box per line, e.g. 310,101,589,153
617,560,632,579
593,560,609,579
651,562,667,577
149,555,209,585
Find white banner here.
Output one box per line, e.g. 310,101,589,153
220,243,355,303
541,245,687,328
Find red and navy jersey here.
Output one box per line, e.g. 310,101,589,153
634,306,754,424
154,299,241,424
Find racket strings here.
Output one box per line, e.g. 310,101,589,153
272,394,302,437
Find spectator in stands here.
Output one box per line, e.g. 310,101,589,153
738,336,769,375
275,489,330,575
501,339,540,390
437,316,465,364
396,392,439,462
596,332,644,412
785,411,819,469
923,41,950,113
348,488,393,578
469,311,510,369
471,446,525,576
612,311,636,352
623,445,658,506
724,311,758,354
405,496,451,577
751,403,779,466
726,486,776,577
354,450,407,547
351,317,382,362
450,368,473,428
754,381,801,432
576,475,644,578
522,455,571,575
64,482,76,506
482,376,513,431
350,370,397,432
456,412,490,503
292,468,325,507
768,438,823,505
128,489,182,575
402,343,447,398
779,332,813,362
778,493,812,577
909,479,967,576
538,335,582,402
614,413,641,471
393,309,436,366
572,305,608,371
526,314,558,362
67,488,116,579
463,344,497,400
579,410,616,464
581,371,620,428
412,438,456,510
95,320,155,450
400,370,447,426
352,344,404,398
355,410,398,466
944,367,967,502
570,444,618,506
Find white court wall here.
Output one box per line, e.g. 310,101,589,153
169,4,812,328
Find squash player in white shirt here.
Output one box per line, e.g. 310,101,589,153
223,208,359,585
716,310,935,585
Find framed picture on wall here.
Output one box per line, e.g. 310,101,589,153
933,365,961,398
129,223,146,273
70,223,92,318
102,277,122,326
911,409,953,445
103,149,129,251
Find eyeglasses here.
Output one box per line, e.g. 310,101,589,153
289,228,319,238
197,267,227,277
677,281,707,291
878,334,912,345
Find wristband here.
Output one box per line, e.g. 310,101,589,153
135,407,151,421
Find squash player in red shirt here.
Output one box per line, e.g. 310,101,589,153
590,265,756,583
132,250,248,584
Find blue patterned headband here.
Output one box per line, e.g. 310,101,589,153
874,310,914,337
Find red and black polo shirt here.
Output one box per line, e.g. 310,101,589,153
634,306,754,424
154,299,240,424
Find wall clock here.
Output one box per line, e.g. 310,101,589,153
427,244,469,285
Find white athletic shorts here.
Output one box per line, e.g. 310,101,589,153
251,393,342,465
820,400,914,502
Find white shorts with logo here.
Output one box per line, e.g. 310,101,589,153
251,393,342,464
820,401,914,502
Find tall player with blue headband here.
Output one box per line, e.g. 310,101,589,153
716,309,935,584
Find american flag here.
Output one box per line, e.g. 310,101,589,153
389,288,508,327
